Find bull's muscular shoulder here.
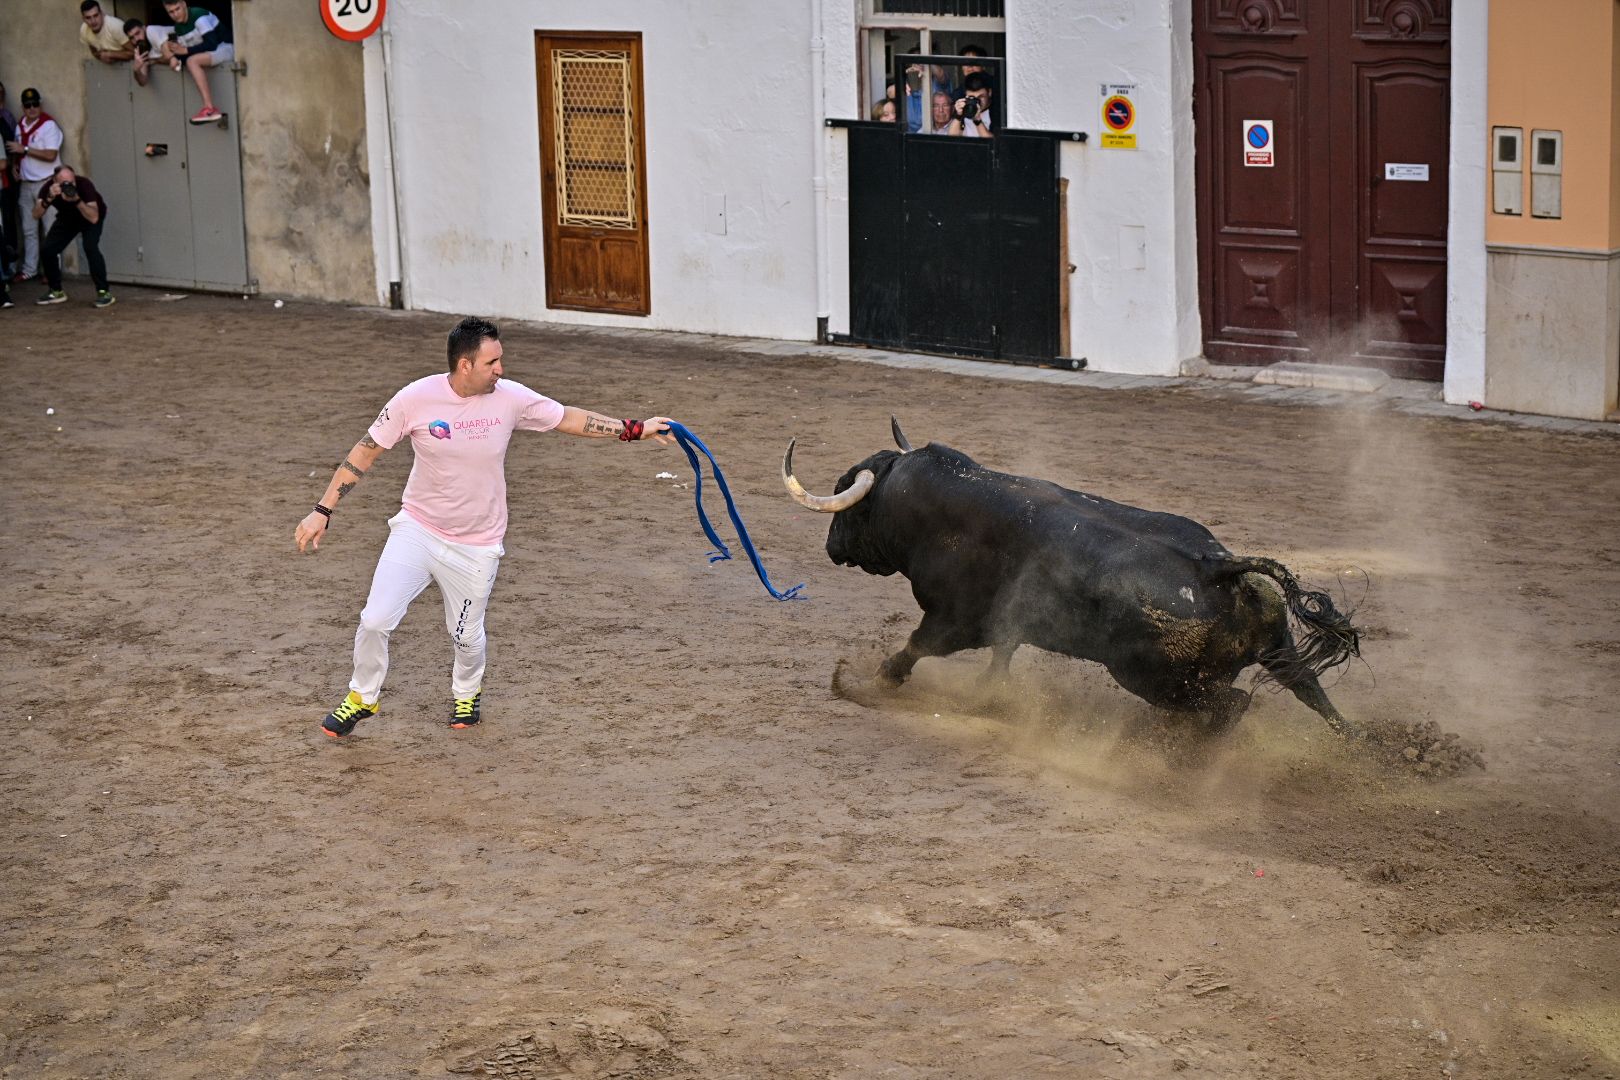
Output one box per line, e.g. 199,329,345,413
918,443,979,471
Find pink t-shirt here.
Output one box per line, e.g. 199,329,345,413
369,375,566,545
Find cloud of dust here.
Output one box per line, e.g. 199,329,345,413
1291,333,1538,765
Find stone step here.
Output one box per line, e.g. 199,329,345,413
1252,361,1390,393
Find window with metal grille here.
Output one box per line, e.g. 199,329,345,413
859,1,1006,126
550,49,638,229
873,1,1003,14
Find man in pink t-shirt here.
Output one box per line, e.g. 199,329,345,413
294,316,672,738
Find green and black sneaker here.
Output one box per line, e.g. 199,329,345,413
449,691,482,729
94,290,116,308
36,290,67,305
322,691,378,738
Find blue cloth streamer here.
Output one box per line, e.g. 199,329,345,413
663,421,805,601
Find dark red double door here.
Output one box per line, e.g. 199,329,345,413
1195,2,1451,379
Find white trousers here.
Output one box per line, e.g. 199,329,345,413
17,178,55,279
350,512,503,703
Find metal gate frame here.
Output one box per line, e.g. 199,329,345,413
832,55,1083,368
83,58,252,293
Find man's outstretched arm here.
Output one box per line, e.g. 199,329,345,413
295,434,389,552
555,407,674,444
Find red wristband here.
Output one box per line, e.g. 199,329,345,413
618,418,644,442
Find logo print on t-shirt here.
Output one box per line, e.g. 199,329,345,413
428,419,451,440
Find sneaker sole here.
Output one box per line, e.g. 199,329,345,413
449,720,479,730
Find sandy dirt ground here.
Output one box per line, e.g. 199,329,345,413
2,290,1618,1079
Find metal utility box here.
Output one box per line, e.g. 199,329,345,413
84,59,251,292
1491,126,1523,216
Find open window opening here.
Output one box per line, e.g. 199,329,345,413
860,1,1005,131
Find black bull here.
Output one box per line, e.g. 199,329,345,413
783,420,1362,735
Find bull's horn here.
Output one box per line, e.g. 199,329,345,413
890,415,914,453
783,438,876,513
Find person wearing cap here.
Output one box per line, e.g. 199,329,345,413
3,89,63,282
80,1,134,64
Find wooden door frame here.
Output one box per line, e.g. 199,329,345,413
535,30,651,315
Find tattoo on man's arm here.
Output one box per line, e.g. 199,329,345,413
338,480,356,499
340,457,366,479
583,415,622,437
359,434,381,450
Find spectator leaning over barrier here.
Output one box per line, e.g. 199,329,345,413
4,89,62,282
80,1,134,64
126,21,175,88
158,1,234,124
33,165,115,309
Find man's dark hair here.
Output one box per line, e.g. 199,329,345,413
964,71,992,92
80,1,101,13
961,43,987,57
125,17,144,30
447,316,500,372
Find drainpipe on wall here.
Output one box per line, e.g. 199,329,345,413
380,24,409,309
810,0,831,343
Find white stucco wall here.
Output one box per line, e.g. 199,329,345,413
1007,0,1200,375
1444,6,1489,406
372,0,820,339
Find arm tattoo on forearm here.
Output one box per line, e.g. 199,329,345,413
583,415,622,437
340,457,366,479
359,434,381,450
337,480,356,499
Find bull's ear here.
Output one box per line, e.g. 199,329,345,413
891,416,914,453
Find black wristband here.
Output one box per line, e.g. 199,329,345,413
313,504,333,523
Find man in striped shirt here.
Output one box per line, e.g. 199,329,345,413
158,1,235,124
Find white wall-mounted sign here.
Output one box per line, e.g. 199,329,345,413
1242,120,1273,167
322,0,387,42
1385,163,1430,181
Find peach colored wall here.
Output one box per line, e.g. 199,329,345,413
1612,7,1620,248
1488,0,1618,250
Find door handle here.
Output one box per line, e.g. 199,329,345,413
144,143,168,157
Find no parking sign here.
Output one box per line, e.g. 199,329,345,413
321,0,387,42
1243,119,1274,167
1099,83,1138,150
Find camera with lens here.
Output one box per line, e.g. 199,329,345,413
59,181,79,200
959,96,979,120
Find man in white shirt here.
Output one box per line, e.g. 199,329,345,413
79,1,134,64
3,89,63,281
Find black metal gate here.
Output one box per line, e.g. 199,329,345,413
839,63,1069,365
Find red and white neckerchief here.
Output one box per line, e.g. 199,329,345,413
18,111,56,149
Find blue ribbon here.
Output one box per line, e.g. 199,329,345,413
663,421,806,601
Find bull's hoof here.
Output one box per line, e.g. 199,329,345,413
831,658,892,707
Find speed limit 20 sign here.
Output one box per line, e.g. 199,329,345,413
321,0,386,42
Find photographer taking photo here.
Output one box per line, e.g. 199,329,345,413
34,165,115,308
948,72,995,139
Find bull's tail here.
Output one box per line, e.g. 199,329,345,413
1210,555,1361,686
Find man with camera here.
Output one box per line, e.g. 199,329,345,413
947,72,995,139
34,165,115,308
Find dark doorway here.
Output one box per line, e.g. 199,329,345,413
844,55,1062,365
1194,2,1450,380
128,1,236,43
